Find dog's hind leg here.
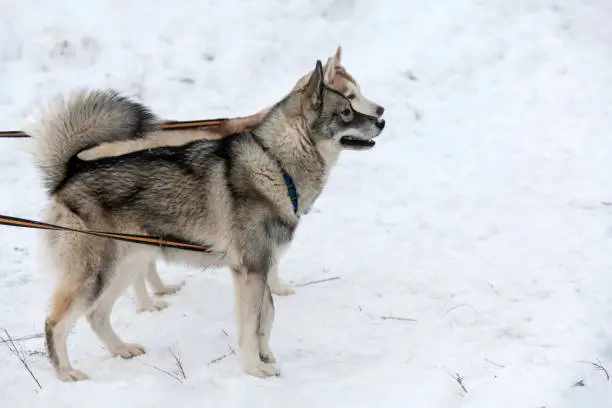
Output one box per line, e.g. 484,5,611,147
231,267,280,378
132,263,169,313
268,264,295,296
87,253,148,359
144,260,183,296
267,245,295,296
45,280,89,381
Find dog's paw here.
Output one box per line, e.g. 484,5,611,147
244,362,280,378
57,368,89,382
270,283,295,296
154,282,184,296
113,343,146,359
259,351,276,364
137,300,168,313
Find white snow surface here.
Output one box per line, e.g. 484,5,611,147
1,0,612,406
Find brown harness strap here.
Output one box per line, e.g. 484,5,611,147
158,118,228,129
0,130,30,138
0,117,230,138
0,214,216,253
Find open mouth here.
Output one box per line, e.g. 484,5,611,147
340,136,376,149
339,118,385,150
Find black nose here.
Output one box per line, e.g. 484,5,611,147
375,119,385,130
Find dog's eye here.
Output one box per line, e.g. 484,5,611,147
347,94,356,100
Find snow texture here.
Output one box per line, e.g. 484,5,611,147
1,0,612,407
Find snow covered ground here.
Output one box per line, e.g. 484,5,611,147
1,0,612,406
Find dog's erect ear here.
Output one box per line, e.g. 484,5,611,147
323,45,342,81
323,56,335,82
335,46,342,63
304,60,324,109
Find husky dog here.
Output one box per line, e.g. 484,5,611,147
31,61,385,380
82,46,385,311
31,60,384,381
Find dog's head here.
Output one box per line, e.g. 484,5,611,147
324,46,385,118
289,60,385,152
292,46,385,118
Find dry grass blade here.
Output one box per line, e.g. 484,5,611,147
591,360,610,381
441,303,474,318
138,358,183,383
169,348,186,380
579,359,610,381
445,369,467,394
208,345,237,365
1,329,42,389
485,358,505,368
379,316,418,322
295,276,341,287
0,332,44,344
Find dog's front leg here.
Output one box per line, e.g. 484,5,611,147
231,267,279,378
258,277,276,364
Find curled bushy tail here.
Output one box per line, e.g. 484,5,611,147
28,89,158,193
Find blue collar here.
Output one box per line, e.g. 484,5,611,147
279,165,299,215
